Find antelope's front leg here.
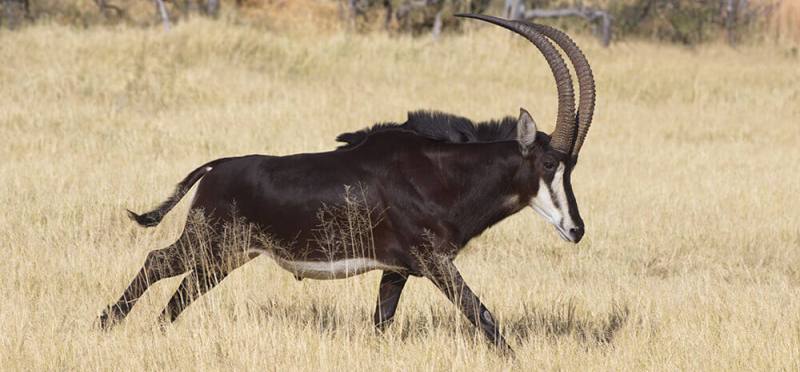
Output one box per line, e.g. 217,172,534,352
373,271,408,331
425,258,513,354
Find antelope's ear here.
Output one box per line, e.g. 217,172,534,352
517,108,537,153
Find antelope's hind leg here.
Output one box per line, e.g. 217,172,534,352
158,246,254,325
98,240,193,330
373,271,408,332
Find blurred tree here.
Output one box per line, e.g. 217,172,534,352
721,0,757,46
2,0,29,29
206,0,219,16
378,0,491,35
154,0,171,30
506,0,612,46
608,0,773,45
0,0,791,45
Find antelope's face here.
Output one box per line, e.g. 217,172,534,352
517,109,585,243
529,150,584,243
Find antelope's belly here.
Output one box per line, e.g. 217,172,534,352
249,249,403,279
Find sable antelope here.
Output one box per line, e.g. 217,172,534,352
98,14,596,353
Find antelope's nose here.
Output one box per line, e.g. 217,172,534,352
569,226,584,243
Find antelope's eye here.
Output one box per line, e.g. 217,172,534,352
543,159,557,171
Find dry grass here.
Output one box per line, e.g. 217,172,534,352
1,18,799,370
761,0,800,43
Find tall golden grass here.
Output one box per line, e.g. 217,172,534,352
760,0,800,42
1,18,799,370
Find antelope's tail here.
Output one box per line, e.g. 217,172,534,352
126,157,235,227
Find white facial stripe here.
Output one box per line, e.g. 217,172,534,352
551,163,576,228
531,162,578,241
531,178,560,225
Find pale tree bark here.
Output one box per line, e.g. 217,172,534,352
206,0,219,17
432,9,443,39
154,0,171,31
504,0,522,20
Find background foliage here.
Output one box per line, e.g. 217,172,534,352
1,0,799,45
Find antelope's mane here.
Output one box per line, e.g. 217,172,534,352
335,111,518,150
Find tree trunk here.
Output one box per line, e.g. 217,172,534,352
3,0,15,29
384,0,392,30
347,0,358,28
154,0,171,31
2,0,27,29
508,0,522,20
432,9,443,39
597,10,612,47
723,0,748,46
206,0,220,17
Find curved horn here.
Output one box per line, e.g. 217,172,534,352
524,22,595,159
456,14,576,154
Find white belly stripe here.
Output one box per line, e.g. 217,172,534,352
248,249,403,280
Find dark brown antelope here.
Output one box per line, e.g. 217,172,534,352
98,14,596,354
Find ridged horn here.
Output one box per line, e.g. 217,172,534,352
523,22,595,159
456,14,576,154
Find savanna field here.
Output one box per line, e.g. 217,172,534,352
1,17,799,370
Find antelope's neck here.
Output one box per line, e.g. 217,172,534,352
426,141,529,245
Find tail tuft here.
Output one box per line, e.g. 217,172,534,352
126,209,162,228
